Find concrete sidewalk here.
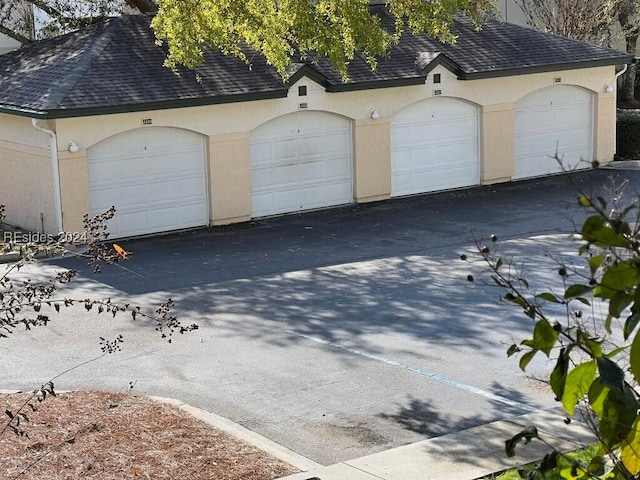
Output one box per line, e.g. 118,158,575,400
277,407,595,480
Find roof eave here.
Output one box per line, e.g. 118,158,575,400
0,104,50,119
461,56,634,80
0,89,289,119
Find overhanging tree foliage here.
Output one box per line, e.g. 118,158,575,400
466,174,640,478
0,1,494,80
151,0,494,80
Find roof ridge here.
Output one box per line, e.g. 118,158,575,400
49,17,123,110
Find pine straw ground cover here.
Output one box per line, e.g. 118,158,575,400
0,390,299,480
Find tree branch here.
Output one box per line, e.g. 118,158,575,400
0,23,32,44
27,0,65,21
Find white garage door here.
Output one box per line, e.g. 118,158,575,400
87,127,208,239
514,85,593,179
391,97,479,197
250,111,353,217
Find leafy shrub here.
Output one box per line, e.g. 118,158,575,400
467,176,640,479
617,111,640,160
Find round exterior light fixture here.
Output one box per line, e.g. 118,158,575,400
68,141,79,153
370,109,380,120
604,84,614,93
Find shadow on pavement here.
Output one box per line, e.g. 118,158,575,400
46,169,639,296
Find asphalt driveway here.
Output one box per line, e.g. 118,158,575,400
1,168,636,465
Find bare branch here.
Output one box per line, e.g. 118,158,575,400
0,23,31,44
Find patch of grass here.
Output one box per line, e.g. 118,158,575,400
481,444,598,480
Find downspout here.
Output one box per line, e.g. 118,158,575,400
616,63,628,80
31,119,63,233
611,64,630,163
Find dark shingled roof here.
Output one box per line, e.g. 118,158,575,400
0,6,631,119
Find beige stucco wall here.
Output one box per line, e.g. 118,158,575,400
57,150,89,235
55,66,615,146
0,114,57,233
354,117,391,202
596,93,618,164
208,132,252,225
481,104,515,183
11,63,617,233
0,114,51,148
0,142,55,233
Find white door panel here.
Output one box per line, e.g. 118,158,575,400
391,97,480,196
87,127,208,239
250,112,353,217
514,85,593,179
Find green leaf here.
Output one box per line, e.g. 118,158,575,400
620,419,640,476
604,313,613,334
578,195,591,207
629,329,640,385
508,295,529,310
609,292,633,319
597,260,640,300
581,215,628,248
625,313,640,341
585,455,610,476
532,319,559,356
550,348,570,401
561,361,596,415
585,338,603,358
564,284,593,299
558,466,577,479
526,306,536,319
559,463,587,480
588,377,609,417
577,330,603,358
605,345,630,359
507,344,522,357
536,292,562,303
573,297,591,306
596,357,625,391
538,450,560,473
598,385,638,448
519,350,537,372
588,254,603,276
624,287,640,340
